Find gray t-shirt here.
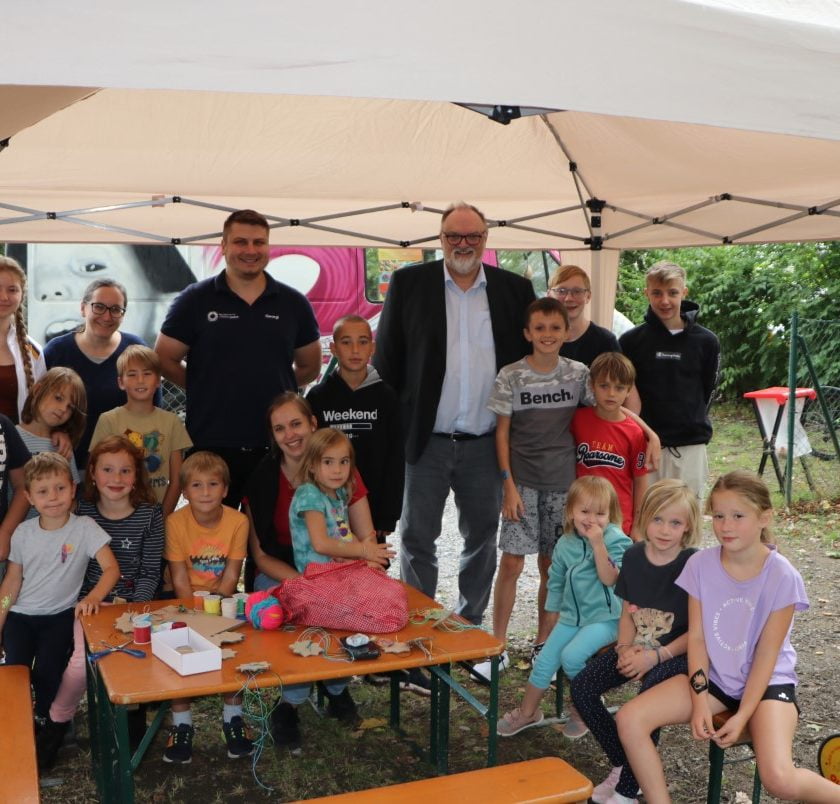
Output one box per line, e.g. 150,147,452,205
488,357,593,491
9,513,110,615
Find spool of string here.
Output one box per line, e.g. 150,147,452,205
246,590,287,630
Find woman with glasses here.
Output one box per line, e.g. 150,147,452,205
44,278,159,468
548,265,621,368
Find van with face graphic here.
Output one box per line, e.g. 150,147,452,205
10,242,556,354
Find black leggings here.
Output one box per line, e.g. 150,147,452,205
571,647,687,798
3,608,75,719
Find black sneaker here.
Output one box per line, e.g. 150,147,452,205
36,717,70,772
530,641,545,666
162,723,194,764
319,684,361,727
398,668,432,697
222,716,254,759
270,700,301,751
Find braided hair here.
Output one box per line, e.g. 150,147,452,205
0,256,35,398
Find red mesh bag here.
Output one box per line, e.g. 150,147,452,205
273,560,408,633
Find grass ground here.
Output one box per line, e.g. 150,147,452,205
40,402,840,802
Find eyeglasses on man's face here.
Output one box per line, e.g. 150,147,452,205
441,232,487,247
88,301,126,318
548,287,588,299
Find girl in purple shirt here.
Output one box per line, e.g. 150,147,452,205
614,471,837,804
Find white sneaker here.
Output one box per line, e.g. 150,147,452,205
591,766,622,803
470,651,510,684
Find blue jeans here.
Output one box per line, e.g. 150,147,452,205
529,619,618,689
399,434,502,624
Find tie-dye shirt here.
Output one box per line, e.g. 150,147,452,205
290,483,354,572
164,504,248,592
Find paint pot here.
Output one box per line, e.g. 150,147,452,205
193,590,210,611
221,597,237,619
234,592,249,620
132,614,152,645
204,594,222,615
171,621,187,630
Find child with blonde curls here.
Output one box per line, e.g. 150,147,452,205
498,476,632,740
617,471,838,803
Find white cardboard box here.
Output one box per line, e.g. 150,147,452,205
151,627,222,675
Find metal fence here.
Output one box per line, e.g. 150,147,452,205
783,312,840,504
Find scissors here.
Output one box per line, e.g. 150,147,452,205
89,639,146,661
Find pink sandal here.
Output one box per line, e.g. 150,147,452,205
497,707,544,737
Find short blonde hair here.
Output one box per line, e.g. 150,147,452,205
24,452,74,490
646,260,686,287
116,344,161,376
564,476,622,533
179,451,230,487
637,479,702,548
548,264,590,293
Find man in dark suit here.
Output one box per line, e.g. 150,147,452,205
374,202,536,625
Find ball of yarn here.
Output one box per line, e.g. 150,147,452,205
245,590,286,630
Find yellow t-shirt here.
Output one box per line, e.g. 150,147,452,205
164,505,248,591
90,406,193,503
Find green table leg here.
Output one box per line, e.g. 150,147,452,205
487,655,498,767
437,662,451,775
114,704,133,803
389,671,401,729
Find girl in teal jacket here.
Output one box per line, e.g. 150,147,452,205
499,476,632,739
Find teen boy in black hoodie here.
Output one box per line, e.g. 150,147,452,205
619,261,719,501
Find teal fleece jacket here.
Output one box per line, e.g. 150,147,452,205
545,523,632,627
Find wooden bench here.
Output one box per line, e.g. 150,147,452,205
297,757,592,803
707,710,761,804
0,664,40,802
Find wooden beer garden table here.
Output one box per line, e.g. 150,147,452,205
80,585,504,803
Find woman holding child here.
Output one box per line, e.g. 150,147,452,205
243,391,380,750
44,278,158,467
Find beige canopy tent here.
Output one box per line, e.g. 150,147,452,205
2,0,840,324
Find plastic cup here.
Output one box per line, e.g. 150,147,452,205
204,594,222,615
193,590,210,611
221,598,237,619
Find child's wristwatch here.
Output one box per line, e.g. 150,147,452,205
500,470,510,480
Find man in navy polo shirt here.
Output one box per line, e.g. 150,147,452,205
155,209,321,507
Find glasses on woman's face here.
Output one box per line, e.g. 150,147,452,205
548,286,587,299
88,301,126,318
441,232,486,247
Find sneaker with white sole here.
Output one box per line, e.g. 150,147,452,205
398,668,432,697
591,766,623,803
529,641,545,666
162,724,194,764
561,702,589,739
469,651,510,685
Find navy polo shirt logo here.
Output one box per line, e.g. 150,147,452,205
206,311,239,322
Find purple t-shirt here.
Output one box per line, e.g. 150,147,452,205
676,545,808,698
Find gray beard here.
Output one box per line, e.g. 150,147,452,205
445,252,481,276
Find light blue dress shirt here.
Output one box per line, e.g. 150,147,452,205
433,264,497,435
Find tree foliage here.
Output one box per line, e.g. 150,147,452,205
617,243,840,399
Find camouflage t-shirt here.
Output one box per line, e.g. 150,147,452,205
488,357,593,491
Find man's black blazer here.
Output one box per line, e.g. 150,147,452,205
373,260,536,464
